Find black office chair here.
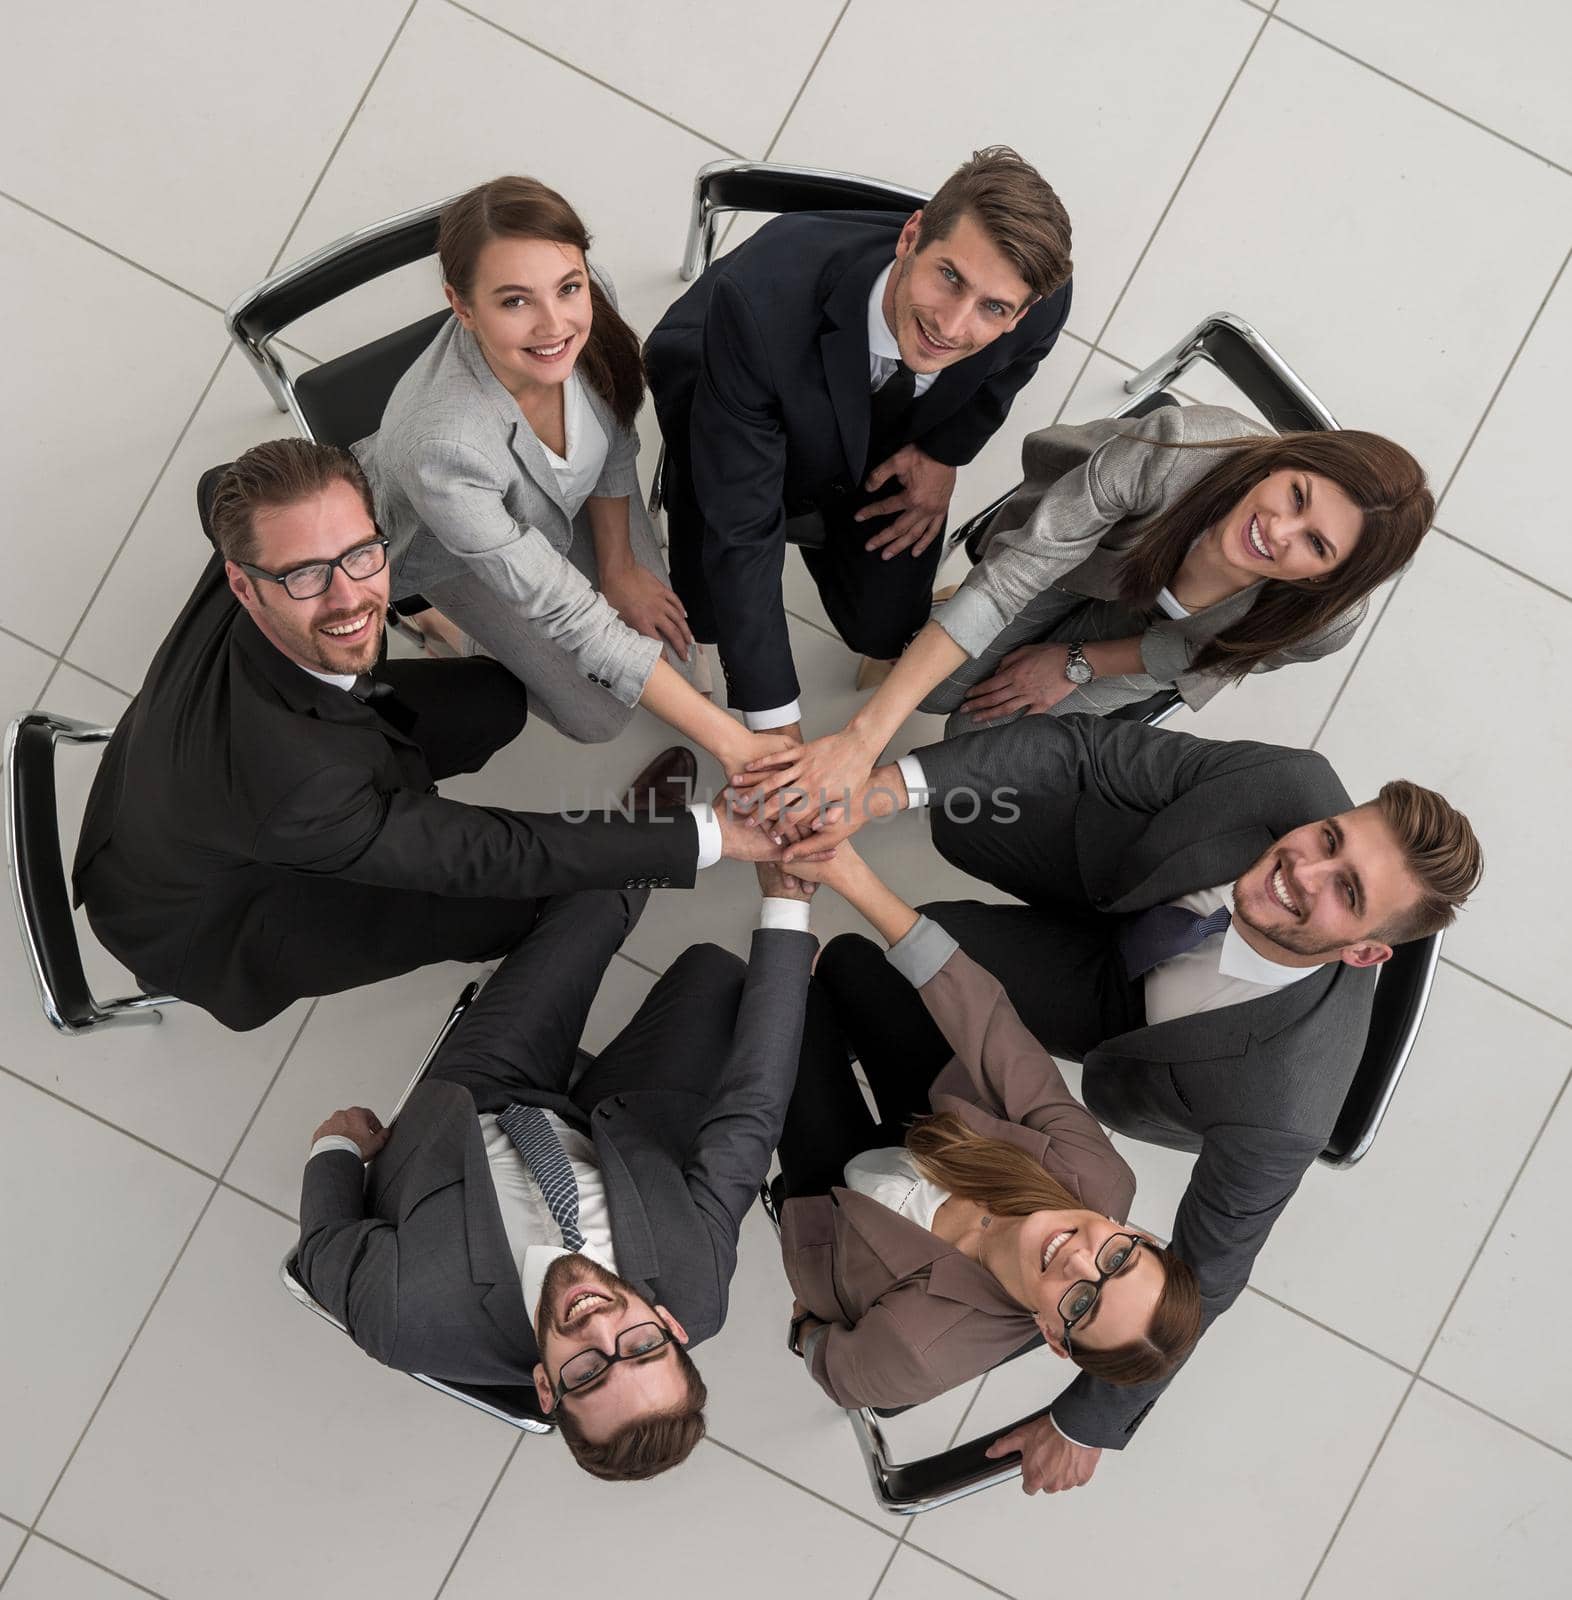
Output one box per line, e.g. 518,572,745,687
279,978,566,1435
4,712,180,1035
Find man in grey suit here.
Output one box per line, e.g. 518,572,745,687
785,714,1482,1493
298,869,815,1481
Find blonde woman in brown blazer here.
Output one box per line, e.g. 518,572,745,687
776,845,1200,1414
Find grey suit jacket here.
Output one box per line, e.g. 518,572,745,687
355,292,660,708
295,927,816,1384
934,404,1365,711
917,714,1378,1447
781,925,1136,1411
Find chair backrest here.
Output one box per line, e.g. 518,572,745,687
5,713,176,1034
1320,931,1442,1167
225,197,455,444
681,159,928,281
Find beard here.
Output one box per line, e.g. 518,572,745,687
534,1252,636,1346
1231,870,1346,959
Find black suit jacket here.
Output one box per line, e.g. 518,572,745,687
645,210,1071,709
72,555,698,1030
919,716,1379,1448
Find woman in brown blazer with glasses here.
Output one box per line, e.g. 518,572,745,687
776,844,1201,1414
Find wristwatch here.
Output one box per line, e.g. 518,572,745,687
1064,642,1095,685
788,1311,813,1359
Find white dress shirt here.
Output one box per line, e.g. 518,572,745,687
743,263,936,735
536,371,610,520
307,898,813,1314
844,1145,949,1228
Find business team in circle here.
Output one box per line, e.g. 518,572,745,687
71,148,1483,1491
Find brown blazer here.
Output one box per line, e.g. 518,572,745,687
779,920,1136,1411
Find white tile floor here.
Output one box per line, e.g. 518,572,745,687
1,2,1568,1596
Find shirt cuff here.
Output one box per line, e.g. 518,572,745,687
932,584,1009,659
688,802,723,870
1047,1411,1095,1450
885,914,960,990
308,1135,366,1163
759,896,812,933
895,753,931,809
744,700,801,731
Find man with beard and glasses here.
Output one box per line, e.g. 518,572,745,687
776,713,1482,1496
72,438,786,1032
298,869,816,1481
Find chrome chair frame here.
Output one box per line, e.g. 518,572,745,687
5,713,179,1035
279,979,554,1435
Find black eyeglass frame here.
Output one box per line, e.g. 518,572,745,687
1058,1231,1148,1354
549,1319,678,1406
235,535,390,601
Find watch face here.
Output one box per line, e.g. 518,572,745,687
1067,658,1094,684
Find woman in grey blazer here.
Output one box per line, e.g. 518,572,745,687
734,403,1433,821
776,844,1201,1412
357,176,787,773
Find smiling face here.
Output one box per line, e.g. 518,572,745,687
1233,805,1423,965
987,1208,1166,1356
224,478,387,675
1210,467,1365,585
446,234,593,397
530,1255,691,1445
884,208,1035,374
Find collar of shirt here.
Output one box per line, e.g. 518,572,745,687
298,662,358,692
866,261,938,396
1214,886,1310,987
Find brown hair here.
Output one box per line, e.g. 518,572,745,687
208,437,375,566
906,1114,1200,1386
1116,426,1434,679
438,175,645,428
1369,780,1483,943
552,1345,708,1482
916,145,1072,302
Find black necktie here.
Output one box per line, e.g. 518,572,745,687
866,361,917,471
350,672,417,736
1118,903,1232,981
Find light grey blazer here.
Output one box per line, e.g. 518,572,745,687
931,404,1366,712
355,302,660,709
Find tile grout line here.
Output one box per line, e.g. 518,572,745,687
1430,525,1572,606
213,1000,323,1185
41,344,232,692
0,188,225,316
896,1544,1023,1600
1437,955,1570,1031
1299,1061,1572,1597
1413,1375,1572,1464
1081,6,1274,359
443,0,745,159
1296,1377,1417,1600
1306,574,1405,750
703,1436,902,1541
864,1541,906,1600
1434,244,1572,509
430,1434,524,1600
2,1529,174,1599
263,0,420,276
1266,13,1572,180
0,1062,221,1186
758,0,855,160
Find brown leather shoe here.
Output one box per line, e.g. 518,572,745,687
622,745,699,814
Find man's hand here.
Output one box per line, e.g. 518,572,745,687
715,785,787,862
600,562,696,662
775,839,865,896
732,725,881,829
756,860,817,902
984,1417,1102,1495
856,445,957,560
778,764,907,860
960,642,1078,724
311,1107,389,1162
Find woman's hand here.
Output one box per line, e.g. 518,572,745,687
731,725,882,829
714,726,799,796
960,642,1078,724
777,839,865,894
601,562,696,663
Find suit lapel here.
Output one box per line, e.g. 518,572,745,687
459,1110,537,1351
819,245,889,479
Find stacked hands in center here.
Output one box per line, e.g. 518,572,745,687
73,153,1482,1495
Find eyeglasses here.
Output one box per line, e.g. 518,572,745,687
1058,1231,1145,1352
236,536,389,601
551,1320,677,1404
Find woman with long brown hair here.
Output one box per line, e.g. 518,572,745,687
775,842,1201,1412
733,401,1433,826
357,175,790,772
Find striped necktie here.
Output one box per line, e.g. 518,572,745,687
1118,902,1232,981
497,1103,584,1251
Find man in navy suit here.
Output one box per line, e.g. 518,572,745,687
646,146,1073,740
